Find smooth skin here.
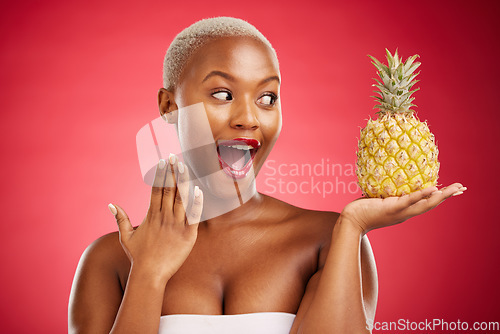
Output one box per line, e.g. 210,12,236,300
68,36,466,334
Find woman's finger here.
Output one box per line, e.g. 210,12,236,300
161,153,178,214
149,159,167,215
173,161,189,224
440,183,464,197
186,186,203,225
399,185,438,208
405,183,466,216
109,203,133,243
406,191,445,216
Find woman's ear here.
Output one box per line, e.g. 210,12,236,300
158,88,178,124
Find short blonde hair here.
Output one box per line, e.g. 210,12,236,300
163,16,278,91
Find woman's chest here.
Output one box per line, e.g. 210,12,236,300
161,226,319,315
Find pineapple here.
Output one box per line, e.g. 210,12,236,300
356,49,439,198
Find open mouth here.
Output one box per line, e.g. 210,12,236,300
216,138,260,179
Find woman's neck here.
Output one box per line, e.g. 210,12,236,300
192,171,262,223
202,190,265,227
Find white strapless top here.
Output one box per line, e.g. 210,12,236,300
158,312,296,334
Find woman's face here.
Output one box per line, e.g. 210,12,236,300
161,36,281,199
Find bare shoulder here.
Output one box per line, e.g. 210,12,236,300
260,194,375,271
72,231,131,293
260,193,340,247
78,232,128,272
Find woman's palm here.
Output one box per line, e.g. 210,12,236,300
342,183,465,233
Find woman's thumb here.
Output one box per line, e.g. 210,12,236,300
108,203,133,236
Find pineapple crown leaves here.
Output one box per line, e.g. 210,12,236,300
368,48,421,115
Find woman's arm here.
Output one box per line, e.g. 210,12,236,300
290,216,376,334
292,183,465,334
68,233,130,333
69,156,203,334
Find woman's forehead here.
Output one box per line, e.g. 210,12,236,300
184,36,280,82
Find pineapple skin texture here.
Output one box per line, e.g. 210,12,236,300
356,113,440,198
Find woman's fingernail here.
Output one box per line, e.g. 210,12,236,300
158,159,166,169
459,186,467,191
108,203,117,216
194,185,201,198
169,153,177,165
178,161,185,174
452,191,464,197
431,190,443,195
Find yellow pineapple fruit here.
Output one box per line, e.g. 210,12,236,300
356,49,439,198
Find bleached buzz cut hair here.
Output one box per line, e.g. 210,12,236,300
163,16,278,91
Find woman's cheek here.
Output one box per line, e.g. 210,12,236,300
261,109,282,138
204,108,231,137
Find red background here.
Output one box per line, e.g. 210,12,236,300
1,0,499,333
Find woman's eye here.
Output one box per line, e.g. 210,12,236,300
258,94,278,106
212,90,232,101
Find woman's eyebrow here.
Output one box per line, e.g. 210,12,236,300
201,70,280,85
202,70,234,83
259,75,280,85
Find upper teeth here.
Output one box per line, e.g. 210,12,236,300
227,144,253,150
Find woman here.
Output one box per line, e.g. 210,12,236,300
68,17,465,334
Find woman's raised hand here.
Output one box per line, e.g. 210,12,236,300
108,154,203,283
341,183,467,234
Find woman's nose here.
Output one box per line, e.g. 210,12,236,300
229,100,260,130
